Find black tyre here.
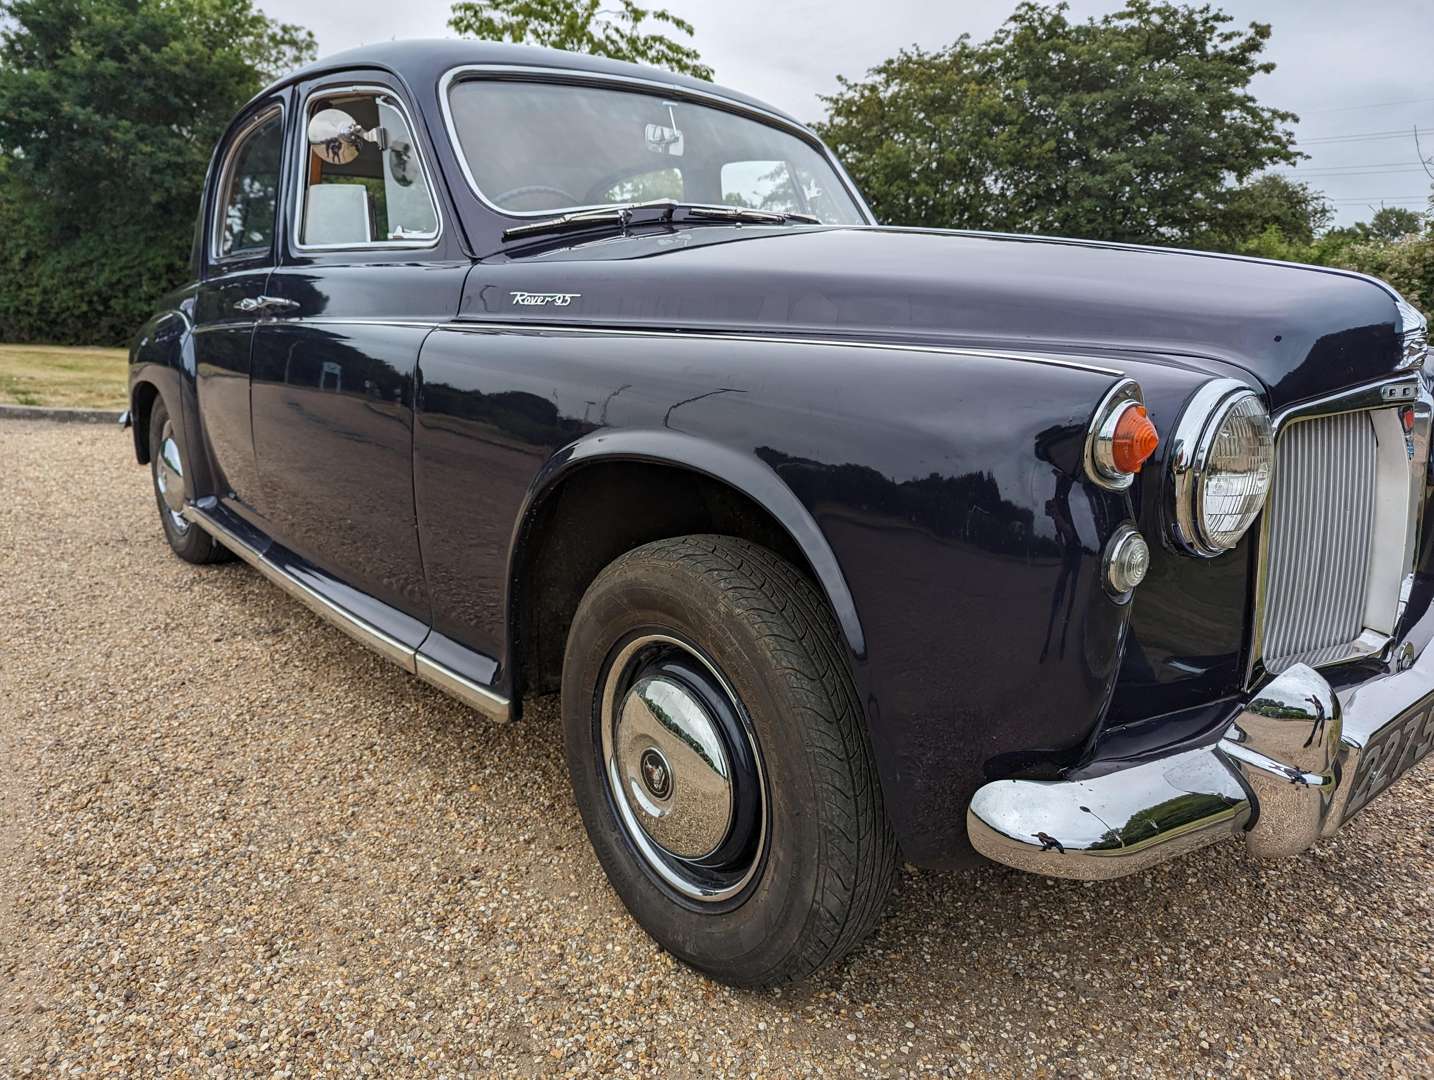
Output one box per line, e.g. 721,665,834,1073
562,535,896,986
148,398,230,565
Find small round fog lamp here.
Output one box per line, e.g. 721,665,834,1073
1104,525,1150,597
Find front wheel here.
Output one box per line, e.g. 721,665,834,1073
562,535,896,986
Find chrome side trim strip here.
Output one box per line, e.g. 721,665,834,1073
436,320,1128,377
414,654,510,723
230,315,1126,376
184,503,415,670
183,503,512,721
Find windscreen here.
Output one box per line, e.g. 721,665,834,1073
446,79,864,224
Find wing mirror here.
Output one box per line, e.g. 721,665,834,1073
307,108,387,165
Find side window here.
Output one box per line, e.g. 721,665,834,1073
215,108,284,259
300,89,439,247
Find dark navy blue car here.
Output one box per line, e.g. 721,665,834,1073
127,39,1433,985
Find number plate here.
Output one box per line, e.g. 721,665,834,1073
1342,698,1434,823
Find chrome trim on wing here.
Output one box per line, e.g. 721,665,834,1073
247,315,1128,377
182,502,512,723
437,321,1129,377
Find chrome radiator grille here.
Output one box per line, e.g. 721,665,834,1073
1260,410,1379,671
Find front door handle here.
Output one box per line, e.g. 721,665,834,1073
234,295,300,315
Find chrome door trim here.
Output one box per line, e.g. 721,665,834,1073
210,102,285,266
435,63,876,226
183,502,511,723
290,81,445,253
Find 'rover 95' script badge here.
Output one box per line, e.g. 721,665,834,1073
510,291,581,307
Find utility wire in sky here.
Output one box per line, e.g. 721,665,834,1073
1299,95,1434,114
1296,128,1430,146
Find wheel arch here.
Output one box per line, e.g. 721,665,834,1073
505,429,866,702
129,379,161,464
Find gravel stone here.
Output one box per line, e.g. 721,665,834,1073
1,419,1431,1077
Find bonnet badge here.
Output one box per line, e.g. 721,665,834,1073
510,291,580,307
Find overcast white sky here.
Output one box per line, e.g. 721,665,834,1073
258,0,1434,226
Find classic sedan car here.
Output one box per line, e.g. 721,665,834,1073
127,39,1433,986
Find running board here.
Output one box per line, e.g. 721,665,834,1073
183,502,511,723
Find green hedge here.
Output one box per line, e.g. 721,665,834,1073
0,190,193,347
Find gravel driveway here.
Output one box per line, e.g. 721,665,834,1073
2,418,1431,1078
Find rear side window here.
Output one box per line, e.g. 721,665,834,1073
299,89,440,247
215,108,284,259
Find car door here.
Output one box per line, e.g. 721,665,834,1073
192,98,287,512
248,72,470,628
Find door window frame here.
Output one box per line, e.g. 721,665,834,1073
290,81,445,254
208,101,287,270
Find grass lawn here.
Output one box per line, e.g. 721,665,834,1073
0,343,128,410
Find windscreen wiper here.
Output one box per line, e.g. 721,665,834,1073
502,199,820,241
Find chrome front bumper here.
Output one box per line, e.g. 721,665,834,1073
967,652,1434,880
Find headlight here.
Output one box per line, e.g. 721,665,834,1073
1169,381,1274,557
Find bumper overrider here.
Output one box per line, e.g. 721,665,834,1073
968,650,1434,880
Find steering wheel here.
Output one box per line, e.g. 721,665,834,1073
493,185,580,209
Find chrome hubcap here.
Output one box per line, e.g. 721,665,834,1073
614,675,734,860
155,420,188,533
600,634,767,903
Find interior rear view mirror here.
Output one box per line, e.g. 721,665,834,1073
644,101,684,157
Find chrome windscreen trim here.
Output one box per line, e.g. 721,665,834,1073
183,502,512,722
435,63,876,226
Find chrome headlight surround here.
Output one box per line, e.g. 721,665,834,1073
1396,295,1428,372
1168,379,1274,558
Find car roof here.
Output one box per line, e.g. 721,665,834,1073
253,38,805,130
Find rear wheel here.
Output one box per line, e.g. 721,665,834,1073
562,535,896,986
148,398,229,565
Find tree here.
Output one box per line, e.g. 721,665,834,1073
1355,206,1425,242
0,0,314,344
448,0,711,80
1206,174,1332,251
815,1,1300,245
